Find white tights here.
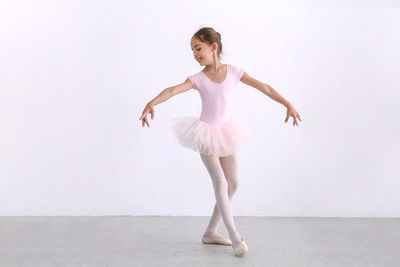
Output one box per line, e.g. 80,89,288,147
199,152,242,246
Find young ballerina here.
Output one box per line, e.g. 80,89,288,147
139,27,302,256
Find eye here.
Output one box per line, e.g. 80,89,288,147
197,48,201,51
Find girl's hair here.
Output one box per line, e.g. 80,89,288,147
192,27,224,60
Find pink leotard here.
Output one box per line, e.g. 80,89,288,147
187,64,245,125
171,63,250,157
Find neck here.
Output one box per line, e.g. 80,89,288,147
205,56,223,72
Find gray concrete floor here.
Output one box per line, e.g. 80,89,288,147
0,216,399,266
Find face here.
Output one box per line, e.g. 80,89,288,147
190,37,217,66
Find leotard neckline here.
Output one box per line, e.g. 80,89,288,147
199,64,230,85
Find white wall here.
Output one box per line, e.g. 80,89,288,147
1,1,399,216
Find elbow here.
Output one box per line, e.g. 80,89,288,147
167,87,176,97
263,83,272,95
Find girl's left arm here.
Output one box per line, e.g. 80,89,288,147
240,72,302,126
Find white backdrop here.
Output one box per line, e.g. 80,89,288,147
1,1,399,216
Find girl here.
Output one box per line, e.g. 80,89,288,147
139,27,302,257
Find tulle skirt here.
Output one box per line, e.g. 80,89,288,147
171,115,252,157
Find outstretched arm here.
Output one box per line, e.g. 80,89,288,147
139,78,194,127
240,72,302,126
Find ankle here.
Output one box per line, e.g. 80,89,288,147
203,231,217,237
230,234,242,246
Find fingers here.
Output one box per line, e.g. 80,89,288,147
285,108,302,126
139,105,155,126
140,112,150,127
139,111,148,121
297,114,302,122
141,117,150,127
294,113,301,126
139,110,152,127
287,113,299,126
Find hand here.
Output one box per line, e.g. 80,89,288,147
139,103,155,127
284,105,302,126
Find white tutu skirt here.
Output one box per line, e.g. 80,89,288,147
171,115,252,157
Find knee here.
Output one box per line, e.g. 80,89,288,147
212,176,228,187
228,180,239,193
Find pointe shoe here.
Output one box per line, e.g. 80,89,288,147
232,238,248,256
201,235,232,245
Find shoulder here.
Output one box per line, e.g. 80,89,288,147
228,63,245,81
229,63,244,74
186,71,204,90
187,70,203,82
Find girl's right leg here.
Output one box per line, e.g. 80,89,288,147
199,152,242,247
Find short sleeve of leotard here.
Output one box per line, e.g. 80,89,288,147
230,64,245,86
187,73,200,90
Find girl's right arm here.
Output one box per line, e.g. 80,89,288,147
139,78,194,127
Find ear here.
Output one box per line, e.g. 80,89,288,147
212,42,218,52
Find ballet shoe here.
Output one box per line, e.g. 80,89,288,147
201,235,232,245
232,238,248,256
